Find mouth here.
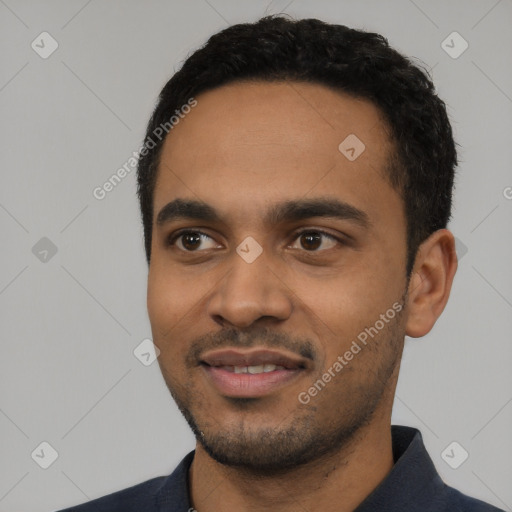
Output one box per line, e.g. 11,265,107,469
199,348,310,398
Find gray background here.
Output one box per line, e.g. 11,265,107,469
1,1,511,510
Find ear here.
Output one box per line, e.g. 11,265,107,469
405,229,458,338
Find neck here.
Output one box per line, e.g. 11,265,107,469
188,411,394,512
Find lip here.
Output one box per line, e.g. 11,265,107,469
200,348,310,398
200,348,309,369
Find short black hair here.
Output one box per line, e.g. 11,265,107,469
137,15,457,276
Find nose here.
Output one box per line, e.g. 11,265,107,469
207,248,293,329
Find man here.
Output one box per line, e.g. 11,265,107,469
58,15,503,512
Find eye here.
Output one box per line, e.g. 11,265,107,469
168,230,220,251
289,230,341,251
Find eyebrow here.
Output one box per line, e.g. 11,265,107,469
156,197,371,229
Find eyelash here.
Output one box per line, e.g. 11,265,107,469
166,229,344,252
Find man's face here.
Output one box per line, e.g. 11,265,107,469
147,81,409,471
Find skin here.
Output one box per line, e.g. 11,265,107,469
146,81,458,512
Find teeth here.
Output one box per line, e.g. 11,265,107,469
231,364,285,374
248,365,265,374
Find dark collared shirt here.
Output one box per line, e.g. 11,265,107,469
56,425,504,511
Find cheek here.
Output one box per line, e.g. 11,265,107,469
147,265,193,342
295,265,401,355
147,271,173,325
147,261,213,354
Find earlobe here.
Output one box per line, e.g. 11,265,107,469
404,229,458,339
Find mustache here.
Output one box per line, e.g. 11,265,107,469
186,326,317,368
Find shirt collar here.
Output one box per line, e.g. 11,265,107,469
155,425,441,511
354,425,444,511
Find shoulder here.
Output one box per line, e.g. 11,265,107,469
388,426,504,512
53,475,167,511
54,451,195,512
436,483,506,512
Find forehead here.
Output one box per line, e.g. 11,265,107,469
153,80,399,227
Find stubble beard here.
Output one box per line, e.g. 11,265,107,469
159,304,406,474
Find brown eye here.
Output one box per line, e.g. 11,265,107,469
168,231,219,252
300,232,322,250
290,230,339,252
181,232,202,251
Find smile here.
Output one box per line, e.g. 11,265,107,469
199,347,310,398
219,364,286,374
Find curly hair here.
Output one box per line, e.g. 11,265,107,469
137,15,457,276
